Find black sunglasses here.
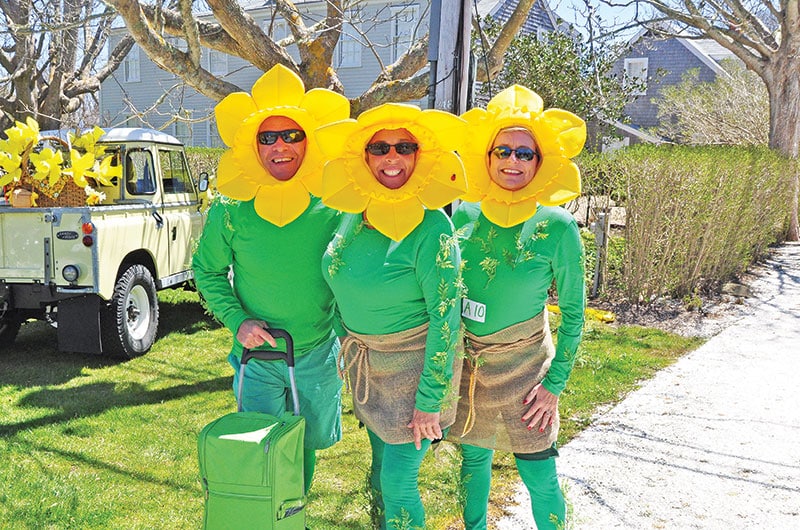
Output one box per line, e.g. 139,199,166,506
489,145,538,162
365,142,419,156
257,129,306,145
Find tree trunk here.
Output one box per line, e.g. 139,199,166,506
766,55,800,241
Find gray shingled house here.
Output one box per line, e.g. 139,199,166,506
610,27,737,146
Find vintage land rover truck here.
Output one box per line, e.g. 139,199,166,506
0,128,208,357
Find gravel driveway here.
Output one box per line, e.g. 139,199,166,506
495,243,800,529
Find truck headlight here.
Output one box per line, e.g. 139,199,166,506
62,265,80,283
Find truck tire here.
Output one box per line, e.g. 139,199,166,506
103,264,159,358
0,312,21,350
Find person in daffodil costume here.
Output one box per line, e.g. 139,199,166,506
191,65,349,494
317,103,467,529
449,85,586,530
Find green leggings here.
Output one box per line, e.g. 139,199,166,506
367,429,432,530
460,444,564,530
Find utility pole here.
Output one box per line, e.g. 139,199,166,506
428,0,472,115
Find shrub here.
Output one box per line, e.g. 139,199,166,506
604,145,795,300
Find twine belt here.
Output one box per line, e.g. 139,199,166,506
338,335,371,405
461,328,545,437
338,323,428,407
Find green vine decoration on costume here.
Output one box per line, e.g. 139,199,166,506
480,256,499,287
325,218,363,277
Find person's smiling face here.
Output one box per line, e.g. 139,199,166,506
257,116,307,181
365,128,419,189
488,128,541,191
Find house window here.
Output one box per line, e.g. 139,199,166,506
624,57,649,95
208,49,228,76
264,18,289,43
536,27,548,41
336,11,362,68
124,46,140,83
391,4,420,62
175,111,192,146
207,120,223,148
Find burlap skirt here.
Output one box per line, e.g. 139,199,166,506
339,323,463,444
449,311,557,453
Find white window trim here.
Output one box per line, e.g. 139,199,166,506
390,4,420,63
624,57,649,95
207,50,228,77
124,46,140,83
336,11,362,69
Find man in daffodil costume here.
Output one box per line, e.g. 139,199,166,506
450,85,586,530
316,103,467,529
192,65,349,494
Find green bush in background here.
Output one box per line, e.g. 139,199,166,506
579,145,796,301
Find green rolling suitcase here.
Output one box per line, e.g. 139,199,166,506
198,329,306,529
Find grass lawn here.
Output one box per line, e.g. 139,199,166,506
0,290,703,529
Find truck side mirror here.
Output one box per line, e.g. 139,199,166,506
197,172,209,193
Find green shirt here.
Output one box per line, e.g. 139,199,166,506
453,202,585,395
322,210,462,413
192,196,339,355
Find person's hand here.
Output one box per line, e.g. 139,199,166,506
521,383,559,433
236,319,277,349
407,409,442,450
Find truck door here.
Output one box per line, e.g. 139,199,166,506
157,147,204,280
120,147,171,283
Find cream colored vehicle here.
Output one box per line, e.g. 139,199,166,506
0,128,208,357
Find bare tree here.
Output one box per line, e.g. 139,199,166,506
608,0,800,239
101,0,539,116
0,0,133,131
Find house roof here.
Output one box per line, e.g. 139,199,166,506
627,27,736,78
475,0,559,29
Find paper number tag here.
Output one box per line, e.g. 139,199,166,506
462,298,486,323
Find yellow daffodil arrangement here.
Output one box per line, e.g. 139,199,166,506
460,84,586,227
0,117,119,206
214,64,350,226
316,102,468,241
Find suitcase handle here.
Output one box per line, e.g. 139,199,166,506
237,329,301,416
241,328,295,367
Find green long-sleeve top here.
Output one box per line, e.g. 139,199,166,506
453,202,585,396
321,209,462,413
192,196,340,356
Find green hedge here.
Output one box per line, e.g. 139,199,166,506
579,145,796,300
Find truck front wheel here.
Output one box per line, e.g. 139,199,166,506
103,264,159,358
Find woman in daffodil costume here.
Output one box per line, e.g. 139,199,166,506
450,85,586,530
192,65,349,494
317,103,467,529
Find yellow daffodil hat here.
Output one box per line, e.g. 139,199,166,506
316,102,468,241
214,64,350,226
461,84,586,227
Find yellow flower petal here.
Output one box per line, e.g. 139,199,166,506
215,93,258,147
536,159,582,206
533,109,587,158
322,159,371,212
253,179,311,227
366,197,425,241
316,120,362,159
418,151,467,209
414,109,468,151
487,85,543,117
251,64,305,109
481,195,539,228
302,88,351,127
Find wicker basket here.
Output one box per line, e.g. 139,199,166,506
11,135,90,208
